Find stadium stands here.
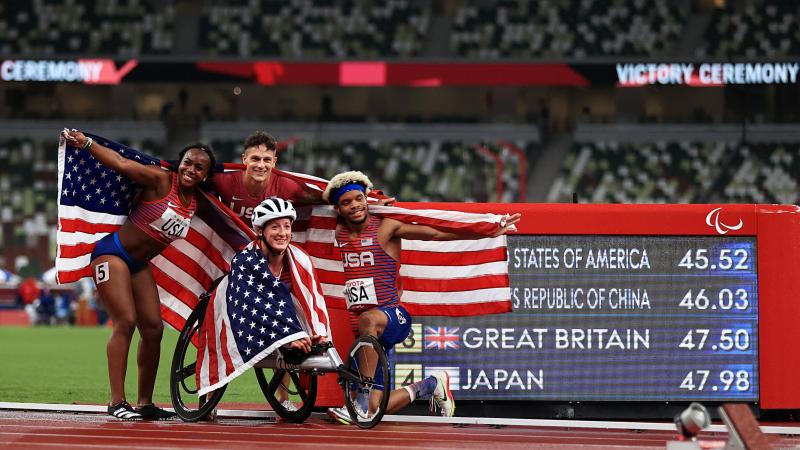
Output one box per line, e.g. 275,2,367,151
200,0,430,57
0,135,163,250
549,138,800,205
0,0,174,56
0,138,57,246
450,0,685,58
721,143,800,205
699,2,800,58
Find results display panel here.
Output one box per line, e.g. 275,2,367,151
392,235,759,402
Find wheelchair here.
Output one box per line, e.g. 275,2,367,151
169,291,391,429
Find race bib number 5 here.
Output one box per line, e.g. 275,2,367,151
344,277,379,310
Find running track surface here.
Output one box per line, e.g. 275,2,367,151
2,411,800,449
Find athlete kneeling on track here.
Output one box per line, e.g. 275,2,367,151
62,130,217,421
324,171,520,424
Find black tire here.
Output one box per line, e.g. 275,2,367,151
342,336,390,429
170,296,227,422
255,368,317,423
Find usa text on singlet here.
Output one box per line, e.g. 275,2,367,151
335,215,401,311
128,172,196,245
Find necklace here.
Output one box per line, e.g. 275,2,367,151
269,259,283,279
177,184,189,206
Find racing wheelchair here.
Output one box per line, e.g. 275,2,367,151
169,290,391,429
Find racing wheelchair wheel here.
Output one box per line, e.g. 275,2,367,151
170,295,227,422
341,336,390,429
255,368,318,423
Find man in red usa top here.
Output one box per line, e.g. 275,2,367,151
213,131,317,220
324,171,520,424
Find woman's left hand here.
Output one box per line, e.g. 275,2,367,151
62,129,89,148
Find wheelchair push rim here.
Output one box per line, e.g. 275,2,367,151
169,296,226,422
341,335,390,429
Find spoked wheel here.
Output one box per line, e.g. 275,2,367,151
170,296,227,422
342,336,390,429
255,368,318,423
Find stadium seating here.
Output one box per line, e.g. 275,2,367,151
720,143,800,205
0,1,174,56
699,3,800,58
450,0,685,58
0,138,57,247
549,140,800,205
0,137,163,248
200,0,429,57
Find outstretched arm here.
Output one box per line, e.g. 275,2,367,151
383,213,521,241
62,129,166,188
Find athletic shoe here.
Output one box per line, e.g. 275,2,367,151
431,371,455,417
107,401,142,421
136,403,177,420
281,400,298,412
327,406,353,425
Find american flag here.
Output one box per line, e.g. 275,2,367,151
424,326,461,350
56,133,254,331
196,242,329,395
57,134,512,334
288,203,514,317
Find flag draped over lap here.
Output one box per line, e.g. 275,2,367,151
56,133,512,336
196,242,330,396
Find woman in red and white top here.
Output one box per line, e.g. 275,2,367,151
62,130,216,421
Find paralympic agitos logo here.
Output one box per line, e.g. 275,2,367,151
705,207,743,235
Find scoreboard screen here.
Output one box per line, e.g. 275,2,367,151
393,235,759,402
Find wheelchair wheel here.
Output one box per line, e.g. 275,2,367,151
170,296,227,422
342,336,390,429
255,368,317,423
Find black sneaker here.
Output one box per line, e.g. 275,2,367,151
136,403,177,420
108,401,142,421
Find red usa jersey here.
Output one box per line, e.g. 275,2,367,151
214,171,306,220
128,172,196,245
335,215,400,313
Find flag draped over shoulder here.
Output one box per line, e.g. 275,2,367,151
196,242,330,396
56,133,254,331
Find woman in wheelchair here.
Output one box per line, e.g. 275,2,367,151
249,198,327,353
173,197,390,428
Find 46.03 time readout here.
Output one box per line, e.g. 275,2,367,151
678,288,750,310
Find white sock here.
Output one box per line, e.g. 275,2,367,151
403,385,417,402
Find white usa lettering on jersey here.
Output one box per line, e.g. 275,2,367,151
343,251,375,268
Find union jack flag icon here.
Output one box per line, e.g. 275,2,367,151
424,326,460,350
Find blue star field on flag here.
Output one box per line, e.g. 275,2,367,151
226,244,304,361
59,133,162,216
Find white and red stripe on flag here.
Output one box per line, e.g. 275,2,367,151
56,133,254,332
